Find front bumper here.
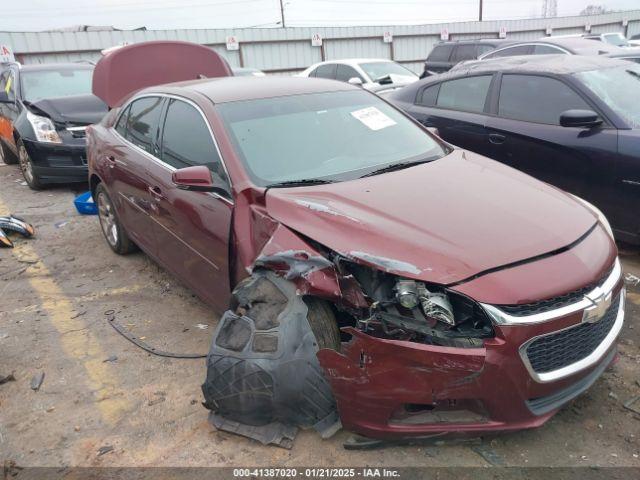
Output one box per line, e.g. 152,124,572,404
317,263,625,439
23,138,88,184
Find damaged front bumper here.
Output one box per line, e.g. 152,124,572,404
317,282,624,439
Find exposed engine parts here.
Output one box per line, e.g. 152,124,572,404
394,279,455,325
0,215,35,248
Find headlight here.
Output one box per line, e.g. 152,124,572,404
26,111,62,144
395,279,455,326
571,194,614,240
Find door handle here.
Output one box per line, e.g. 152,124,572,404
489,133,506,145
148,186,164,201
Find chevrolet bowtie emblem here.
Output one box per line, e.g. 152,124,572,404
582,286,612,324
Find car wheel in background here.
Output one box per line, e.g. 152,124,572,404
95,183,136,255
18,140,43,190
1,140,18,165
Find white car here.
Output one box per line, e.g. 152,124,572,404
297,58,418,94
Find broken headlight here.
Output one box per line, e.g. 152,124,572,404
27,111,62,144
395,280,455,326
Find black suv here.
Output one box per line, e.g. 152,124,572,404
389,55,640,243
0,63,107,189
421,39,516,77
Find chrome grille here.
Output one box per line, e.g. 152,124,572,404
525,292,620,374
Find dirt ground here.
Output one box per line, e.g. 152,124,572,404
1,159,640,469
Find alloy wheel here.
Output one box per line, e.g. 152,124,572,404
97,191,119,248
19,145,34,185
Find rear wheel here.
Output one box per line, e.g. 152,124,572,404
95,183,136,254
18,140,43,190
0,140,18,165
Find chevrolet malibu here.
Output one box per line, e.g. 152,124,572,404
87,41,625,446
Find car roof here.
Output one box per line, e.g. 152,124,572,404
142,76,357,104
448,54,631,77
535,37,625,54
313,58,393,67
19,63,94,72
435,39,517,46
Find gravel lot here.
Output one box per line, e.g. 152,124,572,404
1,160,639,469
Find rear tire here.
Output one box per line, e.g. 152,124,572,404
18,140,43,190
0,140,18,165
95,183,136,255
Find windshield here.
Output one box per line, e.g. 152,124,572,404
602,33,630,47
217,90,447,186
21,68,93,102
359,62,417,83
574,64,640,128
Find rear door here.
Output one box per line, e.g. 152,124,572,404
110,96,165,255
485,74,619,220
408,74,495,156
145,97,233,311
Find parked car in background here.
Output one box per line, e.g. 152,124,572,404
421,39,517,77
297,58,417,94
0,62,107,189
89,41,624,444
472,37,640,64
231,66,266,76
584,32,633,47
388,55,640,244
629,33,640,47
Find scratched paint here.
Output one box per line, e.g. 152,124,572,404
294,199,361,223
0,197,130,425
348,251,423,275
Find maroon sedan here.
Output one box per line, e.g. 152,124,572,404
87,42,625,446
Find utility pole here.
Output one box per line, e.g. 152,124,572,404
479,0,483,21
279,0,286,28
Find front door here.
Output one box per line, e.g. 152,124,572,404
485,74,619,224
146,97,233,312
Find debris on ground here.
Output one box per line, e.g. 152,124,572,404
148,391,166,406
195,324,208,330
103,355,118,363
0,372,16,385
97,445,114,456
624,395,640,416
70,311,87,319
471,444,506,466
30,372,45,391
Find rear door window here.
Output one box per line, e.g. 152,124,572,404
436,75,492,113
335,64,363,82
498,74,591,124
125,96,164,156
483,45,532,59
417,84,440,106
115,105,130,137
428,45,454,62
160,99,229,186
451,44,479,62
314,63,337,79
533,45,567,54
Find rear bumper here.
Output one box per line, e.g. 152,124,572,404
317,262,624,439
23,138,88,184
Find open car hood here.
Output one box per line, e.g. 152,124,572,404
265,150,597,285
29,94,108,125
92,40,233,107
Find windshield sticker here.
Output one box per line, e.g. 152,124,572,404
350,107,396,131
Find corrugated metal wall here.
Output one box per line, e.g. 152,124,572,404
1,10,639,75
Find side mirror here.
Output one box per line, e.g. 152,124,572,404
347,77,363,86
559,109,602,128
172,165,229,197
0,91,11,103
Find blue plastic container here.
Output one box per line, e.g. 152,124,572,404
74,191,98,215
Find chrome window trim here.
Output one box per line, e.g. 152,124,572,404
66,126,87,132
112,92,233,206
478,43,571,60
519,289,625,383
481,258,621,325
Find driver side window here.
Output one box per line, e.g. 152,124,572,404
160,99,230,191
0,71,16,101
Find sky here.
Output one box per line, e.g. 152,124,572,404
0,0,639,31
